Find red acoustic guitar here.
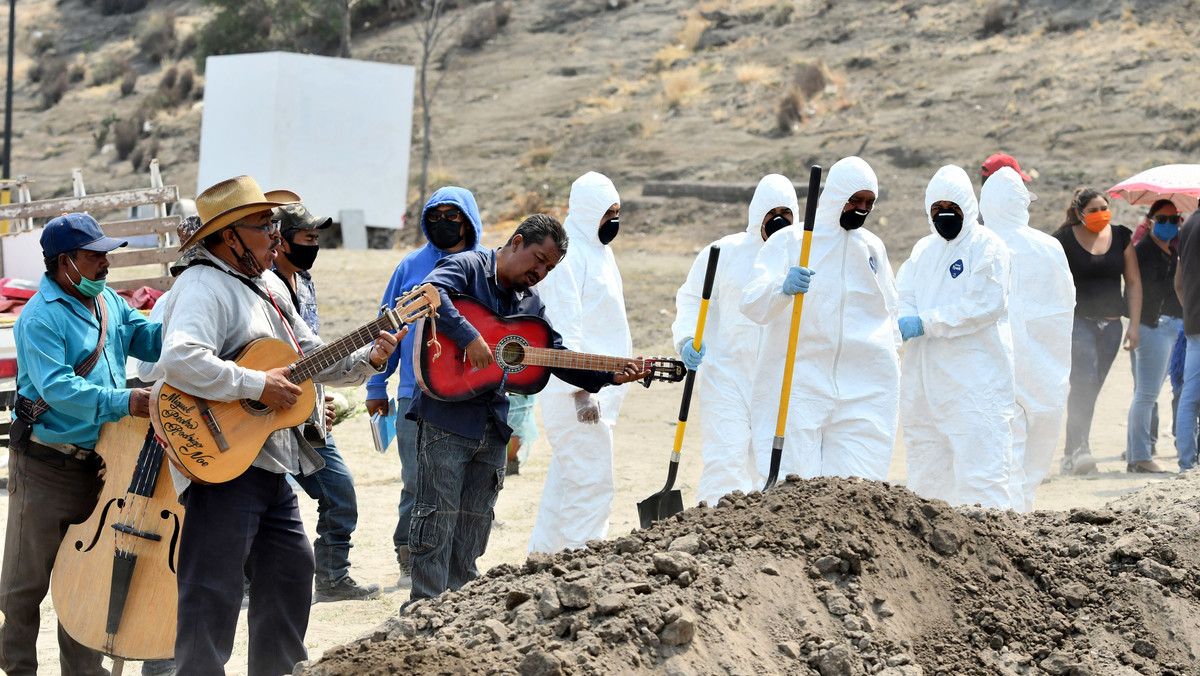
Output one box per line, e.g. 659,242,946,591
414,294,686,402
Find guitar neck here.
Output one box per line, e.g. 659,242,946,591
522,347,638,373
289,314,395,383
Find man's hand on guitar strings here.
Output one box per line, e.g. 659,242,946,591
465,335,494,370
574,390,601,424
128,387,152,418
611,358,652,385
369,328,403,369
261,367,303,411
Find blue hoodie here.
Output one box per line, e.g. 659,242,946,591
366,186,486,402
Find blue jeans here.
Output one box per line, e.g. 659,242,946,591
1127,317,1182,463
408,419,506,602
1064,317,1123,463
293,434,358,587
391,397,419,559
1174,333,1200,470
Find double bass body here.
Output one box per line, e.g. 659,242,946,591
50,416,183,660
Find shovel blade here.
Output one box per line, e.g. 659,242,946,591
637,490,684,529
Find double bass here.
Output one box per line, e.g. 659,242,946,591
50,416,184,668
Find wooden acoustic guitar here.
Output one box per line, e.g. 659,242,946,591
413,294,687,402
152,284,439,484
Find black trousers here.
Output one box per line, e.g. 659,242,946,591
0,447,107,676
175,467,314,676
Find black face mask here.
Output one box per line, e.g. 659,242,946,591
427,219,465,250
231,228,266,277
840,209,869,230
933,210,964,240
763,214,790,240
598,217,619,245
283,242,319,271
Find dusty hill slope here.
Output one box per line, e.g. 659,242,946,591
6,0,1200,260
299,473,1200,675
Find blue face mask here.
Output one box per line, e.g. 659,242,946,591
68,257,107,298
1153,221,1179,242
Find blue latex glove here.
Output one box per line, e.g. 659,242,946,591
899,316,924,341
681,341,705,370
783,266,814,295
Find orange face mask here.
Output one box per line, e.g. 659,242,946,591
1082,210,1111,233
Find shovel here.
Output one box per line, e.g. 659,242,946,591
764,164,823,490
637,244,721,528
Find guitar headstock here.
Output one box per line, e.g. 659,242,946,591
384,283,442,327
640,357,687,387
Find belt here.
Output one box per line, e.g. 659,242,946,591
27,434,95,461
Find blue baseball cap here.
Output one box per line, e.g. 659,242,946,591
40,213,128,259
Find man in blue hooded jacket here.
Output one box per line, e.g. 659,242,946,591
365,186,486,584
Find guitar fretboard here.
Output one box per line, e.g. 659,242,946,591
288,312,398,383
519,347,641,373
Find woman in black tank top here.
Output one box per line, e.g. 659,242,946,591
1052,187,1142,476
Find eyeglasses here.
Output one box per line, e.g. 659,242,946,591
1153,214,1181,225
426,210,464,224
237,221,281,235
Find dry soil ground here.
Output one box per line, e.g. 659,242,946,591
4,243,1198,675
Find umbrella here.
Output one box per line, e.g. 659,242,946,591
1109,164,1200,213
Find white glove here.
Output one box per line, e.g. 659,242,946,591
573,390,600,424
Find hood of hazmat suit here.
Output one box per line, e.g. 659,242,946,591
980,166,1075,511
739,157,901,482
528,172,631,554
897,164,1015,509
671,174,797,504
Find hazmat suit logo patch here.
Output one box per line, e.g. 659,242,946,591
949,259,964,278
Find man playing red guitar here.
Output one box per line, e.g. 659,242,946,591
404,214,649,604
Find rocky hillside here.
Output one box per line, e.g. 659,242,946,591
5,0,1200,255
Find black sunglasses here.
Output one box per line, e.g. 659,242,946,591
426,210,464,224
1153,214,1181,225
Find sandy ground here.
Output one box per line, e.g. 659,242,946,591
0,247,1186,674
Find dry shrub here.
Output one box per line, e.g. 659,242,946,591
794,61,828,99
91,53,129,86
159,66,178,91
137,11,176,64
735,62,779,85
31,31,55,56
68,62,86,84
522,144,554,168
35,56,69,109
776,86,804,134
653,45,689,72
120,69,137,97
661,66,704,109
676,11,708,51
502,190,548,221
41,71,68,109
130,138,159,173
459,2,512,50
113,118,140,160
176,31,199,57
981,2,1008,37
177,69,195,99
99,0,149,15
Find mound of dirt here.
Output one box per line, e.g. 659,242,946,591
299,473,1200,676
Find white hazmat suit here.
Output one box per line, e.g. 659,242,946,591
740,157,901,481
528,172,631,553
898,165,1015,510
979,166,1075,512
671,174,797,505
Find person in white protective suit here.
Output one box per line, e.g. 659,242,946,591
979,166,1075,512
739,157,902,482
528,172,631,554
897,165,1015,510
671,174,799,505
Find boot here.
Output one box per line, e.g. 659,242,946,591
397,545,412,587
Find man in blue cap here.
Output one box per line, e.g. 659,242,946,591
0,213,162,676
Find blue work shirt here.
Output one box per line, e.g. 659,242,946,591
407,248,613,441
15,275,162,447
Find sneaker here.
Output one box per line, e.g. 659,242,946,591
1127,459,1170,474
314,576,382,603
397,545,412,587
1064,452,1097,475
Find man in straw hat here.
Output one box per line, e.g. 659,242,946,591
154,176,399,675
1,213,162,676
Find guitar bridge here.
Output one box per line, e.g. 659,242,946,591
195,398,230,452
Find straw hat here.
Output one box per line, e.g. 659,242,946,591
183,175,300,250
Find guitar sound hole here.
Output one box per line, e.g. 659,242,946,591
240,399,272,416
500,341,525,366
